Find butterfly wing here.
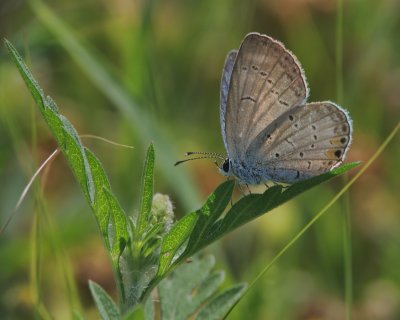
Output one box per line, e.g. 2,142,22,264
224,33,309,163
220,50,238,154
246,101,352,183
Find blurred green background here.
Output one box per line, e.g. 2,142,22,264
1,0,399,319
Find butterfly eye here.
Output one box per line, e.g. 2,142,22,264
222,159,230,173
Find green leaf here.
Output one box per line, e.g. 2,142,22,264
89,280,120,320
4,39,95,204
3,38,45,111
84,149,113,240
85,149,129,263
122,306,144,320
196,284,247,320
59,115,95,203
137,144,155,236
104,187,129,262
183,180,234,257
194,162,359,252
156,211,198,277
152,181,234,281
6,38,131,303
142,163,358,301
151,254,235,320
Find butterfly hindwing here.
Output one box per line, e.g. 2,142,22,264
246,102,352,183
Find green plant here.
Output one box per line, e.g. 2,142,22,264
5,39,358,319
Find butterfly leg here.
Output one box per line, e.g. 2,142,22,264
276,182,290,190
237,183,247,197
245,184,252,194
227,177,235,206
272,181,290,191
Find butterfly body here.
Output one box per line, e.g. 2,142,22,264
220,158,273,185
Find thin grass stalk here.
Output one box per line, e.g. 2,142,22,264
336,1,353,318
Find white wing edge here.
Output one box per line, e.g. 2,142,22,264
308,100,353,169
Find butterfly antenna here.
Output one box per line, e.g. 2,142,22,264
185,151,225,159
174,153,224,166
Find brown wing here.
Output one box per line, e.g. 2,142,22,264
246,102,352,183
224,32,309,162
220,50,238,151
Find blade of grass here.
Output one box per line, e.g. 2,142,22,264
336,0,353,318
226,121,400,317
342,172,353,320
29,0,201,210
24,37,43,319
30,181,83,319
336,0,344,105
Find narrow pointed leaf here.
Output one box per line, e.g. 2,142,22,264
3,38,45,110
137,144,155,236
6,38,130,268
196,283,247,320
183,180,234,256
104,187,129,262
5,39,95,203
59,115,95,203
156,211,198,277
84,149,113,239
197,162,359,250
156,162,359,278
89,280,120,320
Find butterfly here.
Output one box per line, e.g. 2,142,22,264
176,32,352,185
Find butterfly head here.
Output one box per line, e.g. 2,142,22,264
219,158,232,177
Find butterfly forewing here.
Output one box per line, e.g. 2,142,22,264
246,102,352,183
224,33,309,163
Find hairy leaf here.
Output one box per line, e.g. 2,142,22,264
145,254,245,320
137,144,155,236
89,280,120,320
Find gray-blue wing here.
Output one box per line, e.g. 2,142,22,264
220,50,237,156
224,33,309,163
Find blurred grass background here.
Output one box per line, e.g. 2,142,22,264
0,0,399,319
